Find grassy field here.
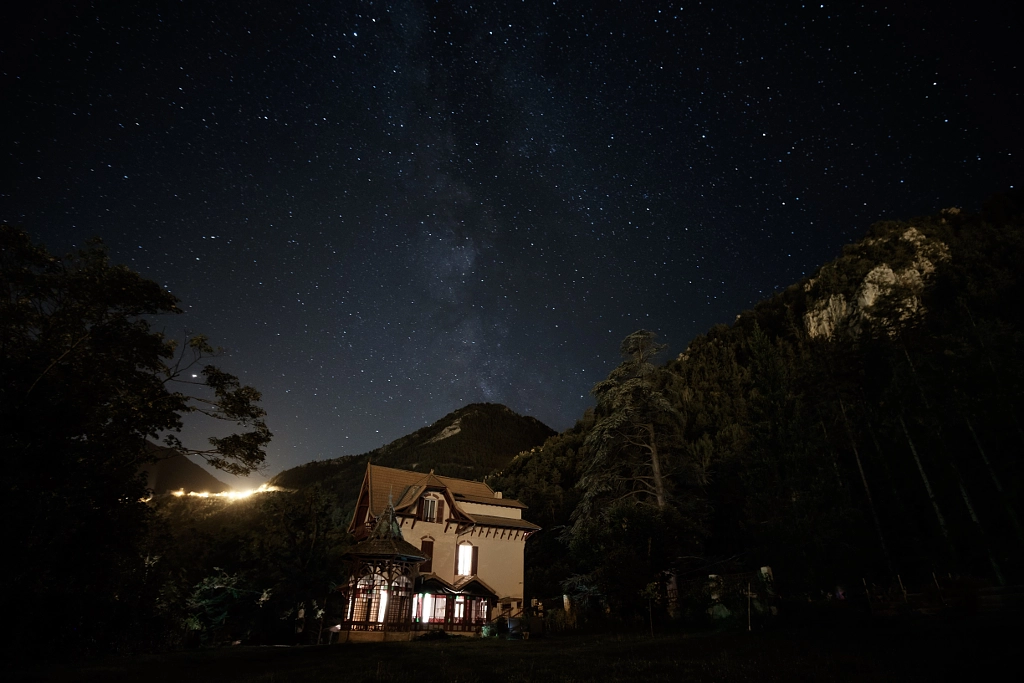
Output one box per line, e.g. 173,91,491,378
23,616,1015,683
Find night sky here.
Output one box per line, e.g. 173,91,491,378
3,1,1020,487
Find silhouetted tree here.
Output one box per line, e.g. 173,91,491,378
0,225,271,657
571,330,680,533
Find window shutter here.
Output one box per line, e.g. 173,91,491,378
437,499,445,523
455,546,460,575
421,540,433,573
417,497,424,520
471,545,479,575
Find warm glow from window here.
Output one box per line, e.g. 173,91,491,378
423,593,433,620
435,596,447,620
377,588,388,623
458,544,473,575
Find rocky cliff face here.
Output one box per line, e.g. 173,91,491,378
803,224,952,340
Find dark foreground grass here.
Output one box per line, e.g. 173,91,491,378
21,615,1016,683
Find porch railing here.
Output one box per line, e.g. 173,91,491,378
339,616,487,633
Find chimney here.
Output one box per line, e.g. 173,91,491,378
494,491,503,499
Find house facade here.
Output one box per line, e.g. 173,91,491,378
343,463,539,636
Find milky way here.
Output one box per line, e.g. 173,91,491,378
2,1,1019,485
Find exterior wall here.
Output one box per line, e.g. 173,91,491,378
400,515,451,575
462,527,525,602
457,501,522,519
398,515,527,617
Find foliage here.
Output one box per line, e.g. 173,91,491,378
574,330,679,526
495,194,1024,620
550,331,698,618
147,484,351,646
183,569,270,644
0,225,271,657
680,196,1024,589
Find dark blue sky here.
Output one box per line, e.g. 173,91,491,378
3,0,1020,487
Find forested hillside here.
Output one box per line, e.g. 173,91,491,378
492,194,1024,614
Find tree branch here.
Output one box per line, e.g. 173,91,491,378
25,332,91,397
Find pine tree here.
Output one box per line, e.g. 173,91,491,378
570,330,682,534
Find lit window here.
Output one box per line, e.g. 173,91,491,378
421,593,435,622
377,588,388,623
428,593,446,621
415,592,447,623
458,544,474,575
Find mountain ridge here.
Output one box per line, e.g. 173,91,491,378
268,402,555,520
141,443,231,494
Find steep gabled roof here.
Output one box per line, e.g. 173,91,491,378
362,463,519,517
349,463,538,537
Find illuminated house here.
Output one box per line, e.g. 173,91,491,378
339,464,539,639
